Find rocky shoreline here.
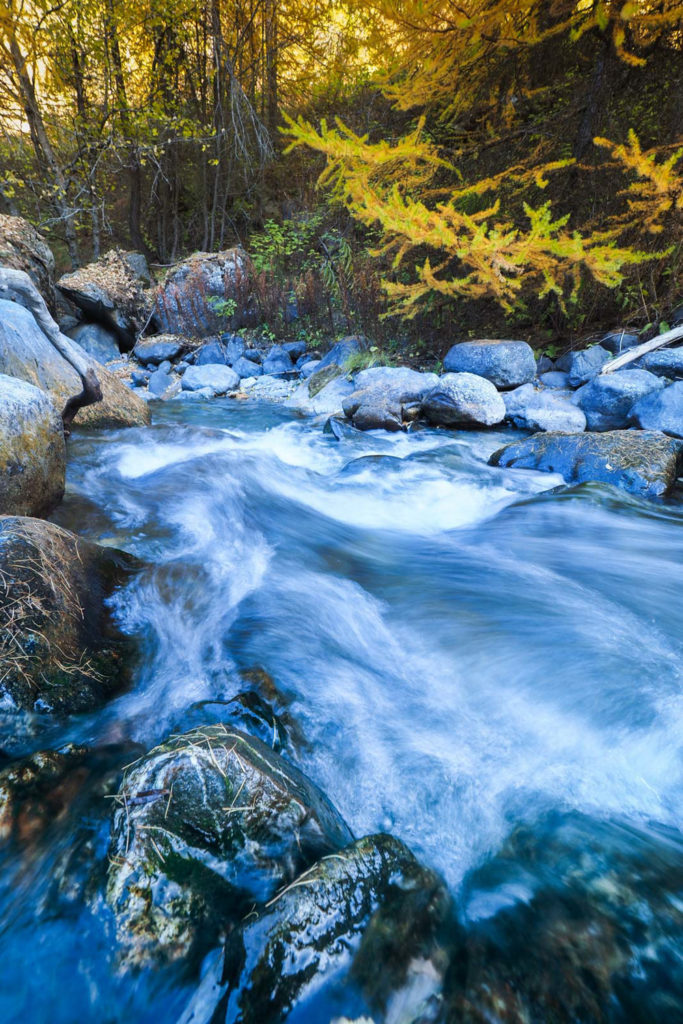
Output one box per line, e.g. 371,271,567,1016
0,221,682,1022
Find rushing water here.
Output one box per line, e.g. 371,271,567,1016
1,397,682,1022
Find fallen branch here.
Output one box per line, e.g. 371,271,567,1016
0,267,102,432
601,323,683,374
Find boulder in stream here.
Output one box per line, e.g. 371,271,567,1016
630,380,683,438
0,374,65,516
182,363,240,395
503,384,586,433
490,429,683,497
556,345,611,387
421,372,505,427
573,369,664,430
106,725,353,969
209,833,450,1024
443,340,536,389
342,369,438,432
0,517,138,714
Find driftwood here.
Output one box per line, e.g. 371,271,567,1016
0,267,102,431
601,323,683,374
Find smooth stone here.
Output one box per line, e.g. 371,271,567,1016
220,334,246,365
504,384,586,433
232,356,263,379
239,377,294,402
0,299,150,429
130,369,149,386
630,381,683,438
636,348,683,379
300,359,320,378
195,340,228,366
536,354,555,374
262,345,294,376
217,834,449,1024
0,374,65,516
443,339,536,389
148,368,174,397
539,371,569,388
421,372,506,427
574,370,665,430
286,374,355,416
353,366,438,394
243,348,262,364
600,330,640,354
181,364,240,395
316,335,367,372
106,726,353,969
67,322,120,364
490,430,683,497
556,345,611,387
283,340,308,360
0,516,137,713
134,335,185,365
343,368,439,432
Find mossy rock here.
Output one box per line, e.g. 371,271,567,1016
106,725,353,969
0,516,138,713
0,374,65,516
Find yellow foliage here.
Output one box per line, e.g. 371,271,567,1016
594,131,683,233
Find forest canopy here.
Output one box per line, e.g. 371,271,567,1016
1,0,682,340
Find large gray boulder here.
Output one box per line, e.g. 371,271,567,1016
556,345,611,387
630,381,683,438
106,726,353,969
316,335,367,372
343,367,439,431
490,430,683,497
181,363,239,395
153,249,255,336
0,516,137,714
421,372,506,427
0,299,150,428
573,370,665,431
636,348,683,379
67,322,121,364
0,215,56,309
216,833,449,1024
232,355,262,379
504,384,586,433
0,375,65,516
443,339,536,389
286,371,355,416
57,250,150,349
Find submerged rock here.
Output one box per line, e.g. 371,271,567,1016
0,517,137,713
0,298,150,428
0,374,65,516
0,744,88,844
490,429,683,497
106,725,353,969
573,369,664,431
503,384,586,433
421,373,505,427
443,340,536,390
218,833,450,1024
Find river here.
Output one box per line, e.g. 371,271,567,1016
1,397,682,1021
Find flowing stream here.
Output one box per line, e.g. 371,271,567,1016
1,397,682,1021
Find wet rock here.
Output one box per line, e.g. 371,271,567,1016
538,371,569,388
232,356,262,379
636,347,683,379
600,329,640,354
287,373,355,416
556,345,610,387
0,298,150,429
67,322,121,364
443,340,536,389
421,373,505,428
0,375,65,516
153,249,255,336
134,335,186,365
106,725,353,969
630,380,683,438
57,250,150,349
503,384,586,433
573,369,664,430
343,368,439,432
443,813,683,1024
182,364,239,395
0,214,55,310
0,744,88,844
317,335,367,372
323,416,363,441
218,833,449,1024
0,516,137,713
262,345,294,376
490,429,683,497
